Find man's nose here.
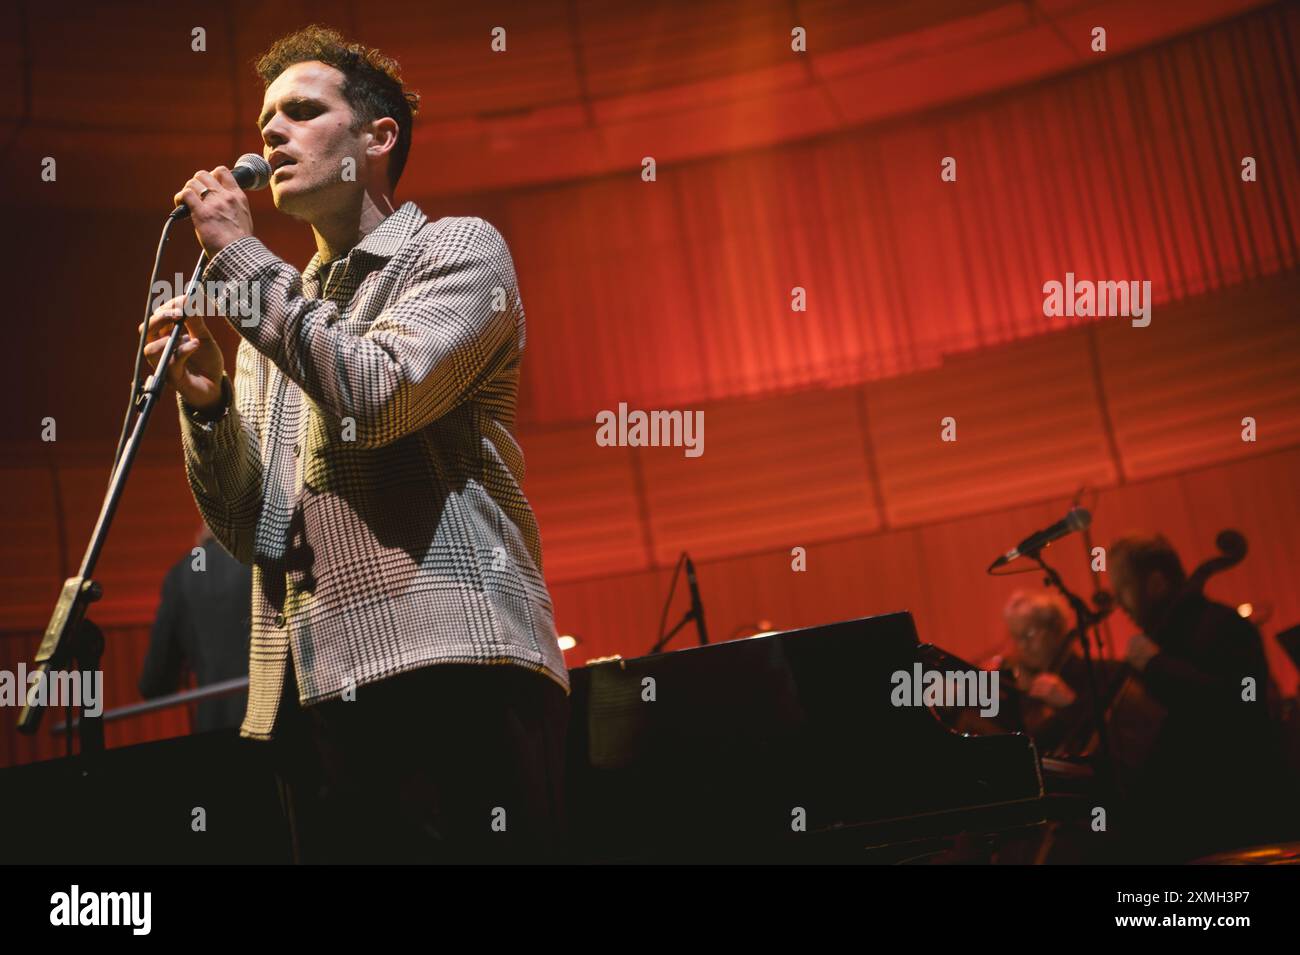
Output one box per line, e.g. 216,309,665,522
261,117,288,149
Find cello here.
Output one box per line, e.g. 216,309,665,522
1064,530,1250,768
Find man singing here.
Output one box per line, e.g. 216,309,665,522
140,25,570,863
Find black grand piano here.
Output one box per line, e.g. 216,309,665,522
0,612,1092,864
565,611,1090,863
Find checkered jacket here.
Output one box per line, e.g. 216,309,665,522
176,203,570,740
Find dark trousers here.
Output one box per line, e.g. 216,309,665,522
270,659,570,864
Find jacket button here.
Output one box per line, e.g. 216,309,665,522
293,443,301,456
274,613,286,628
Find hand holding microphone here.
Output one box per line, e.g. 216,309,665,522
138,154,272,412
170,153,271,258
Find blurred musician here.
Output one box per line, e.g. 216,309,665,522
1109,532,1296,859
140,524,251,732
982,590,1119,754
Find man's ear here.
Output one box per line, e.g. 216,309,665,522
366,117,399,160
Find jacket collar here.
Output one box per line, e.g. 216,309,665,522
303,200,428,284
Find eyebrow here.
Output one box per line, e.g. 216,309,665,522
257,95,325,131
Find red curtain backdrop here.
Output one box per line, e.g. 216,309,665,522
2,3,1299,765
488,2,1300,427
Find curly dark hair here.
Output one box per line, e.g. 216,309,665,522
255,25,421,190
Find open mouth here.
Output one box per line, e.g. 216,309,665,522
270,156,298,179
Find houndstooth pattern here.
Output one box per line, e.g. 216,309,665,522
176,203,570,740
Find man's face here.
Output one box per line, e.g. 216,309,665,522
258,61,366,218
1113,567,1169,633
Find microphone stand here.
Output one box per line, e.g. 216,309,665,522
17,248,209,753
649,553,709,654
651,603,707,655
1027,547,1119,796
1073,484,1113,658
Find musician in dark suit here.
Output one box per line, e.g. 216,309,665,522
1111,533,1295,860
140,526,251,732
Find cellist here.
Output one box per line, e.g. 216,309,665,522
1109,532,1294,860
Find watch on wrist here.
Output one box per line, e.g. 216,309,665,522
185,374,232,430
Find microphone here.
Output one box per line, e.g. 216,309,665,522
168,153,272,220
684,554,710,645
989,507,1091,571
